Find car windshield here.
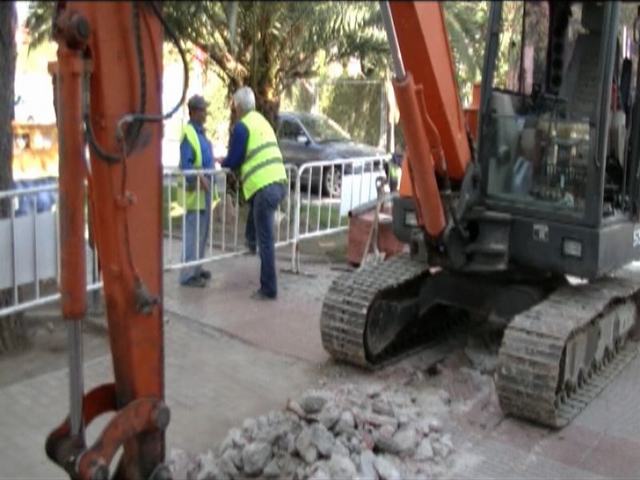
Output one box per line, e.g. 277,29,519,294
297,114,351,143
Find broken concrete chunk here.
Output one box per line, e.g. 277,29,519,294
296,465,308,479
262,458,280,478
300,393,328,414
241,441,271,476
308,467,331,480
273,431,295,454
295,427,319,464
433,433,454,459
365,383,385,398
358,411,399,432
432,436,453,460
309,422,335,458
374,455,401,480
428,417,443,433
438,389,451,405
224,448,243,470
331,437,351,458
318,404,341,430
392,426,417,456
415,438,434,461
372,398,394,417
286,399,308,419
218,450,239,478
377,424,396,439
303,446,319,465
219,427,244,455
374,433,402,455
359,449,378,480
178,382,458,480
255,422,288,446
328,454,357,478
266,410,286,425
348,435,362,454
396,413,410,427
242,418,257,436
295,427,312,452
334,410,356,435
167,448,195,480
195,451,227,480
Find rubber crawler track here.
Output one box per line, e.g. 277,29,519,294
497,272,640,427
320,254,429,367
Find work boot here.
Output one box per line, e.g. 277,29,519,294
182,276,207,288
250,289,276,301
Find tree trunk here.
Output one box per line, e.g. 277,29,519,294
0,1,28,355
255,94,280,131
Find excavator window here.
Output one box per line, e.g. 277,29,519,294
482,1,606,218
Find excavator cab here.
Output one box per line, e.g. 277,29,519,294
477,1,640,279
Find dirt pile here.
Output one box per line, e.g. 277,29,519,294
168,382,456,479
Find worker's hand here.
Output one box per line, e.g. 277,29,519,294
199,175,210,192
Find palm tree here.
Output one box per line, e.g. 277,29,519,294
26,1,390,127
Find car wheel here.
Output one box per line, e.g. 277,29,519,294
323,166,342,198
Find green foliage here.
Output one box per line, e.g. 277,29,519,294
281,80,315,114
24,1,54,53
320,81,384,147
442,2,489,105
25,1,390,126
494,2,524,91
280,79,386,147
159,1,389,124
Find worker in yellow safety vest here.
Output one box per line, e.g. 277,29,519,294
178,94,214,288
217,86,287,300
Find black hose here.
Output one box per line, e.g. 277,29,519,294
86,1,190,163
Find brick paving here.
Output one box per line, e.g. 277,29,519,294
2,251,640,479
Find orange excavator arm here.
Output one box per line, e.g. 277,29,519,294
45,2,186,479
382,2,473,240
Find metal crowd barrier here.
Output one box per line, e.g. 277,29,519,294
290,155,390,273
162,164,298,274
0,156,389,317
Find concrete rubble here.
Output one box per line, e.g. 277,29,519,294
168,382,456,479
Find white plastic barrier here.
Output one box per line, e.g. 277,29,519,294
0,184,101,317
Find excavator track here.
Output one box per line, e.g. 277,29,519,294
320,254,430,368
497,270,640,428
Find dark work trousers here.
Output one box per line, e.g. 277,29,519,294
179,193,211,284
245,182,287,297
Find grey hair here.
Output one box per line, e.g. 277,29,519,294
232,87,256,115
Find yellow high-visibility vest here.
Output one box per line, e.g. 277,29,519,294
178,123,206,211
239,111,287,200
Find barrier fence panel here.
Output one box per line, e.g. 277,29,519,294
162,164,299,275
275,164,298,248
0,155,392,316
162,167,242,273
290,155,390,273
